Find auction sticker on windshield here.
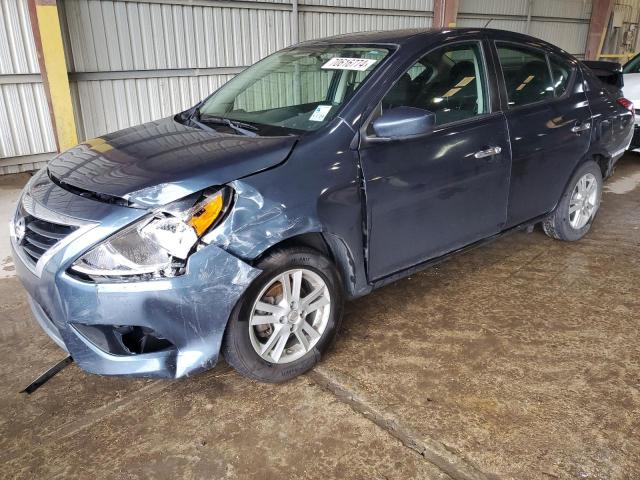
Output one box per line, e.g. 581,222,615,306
309,105,332,122
322,57,377,71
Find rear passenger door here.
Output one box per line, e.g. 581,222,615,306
493,42,592,228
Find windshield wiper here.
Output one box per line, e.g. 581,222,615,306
200,114,259,137
189,107,259,137
189,112,217,134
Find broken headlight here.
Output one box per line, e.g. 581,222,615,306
69,188,231,280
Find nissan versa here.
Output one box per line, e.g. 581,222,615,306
10,29,633,382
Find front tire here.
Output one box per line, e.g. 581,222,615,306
542,161,603,241
222,246,344,383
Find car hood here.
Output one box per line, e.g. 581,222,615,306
47,117,298,207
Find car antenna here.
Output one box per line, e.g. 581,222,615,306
484,18,493,28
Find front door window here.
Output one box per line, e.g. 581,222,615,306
380,42,488,126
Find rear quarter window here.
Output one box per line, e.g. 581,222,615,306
548,55,574,97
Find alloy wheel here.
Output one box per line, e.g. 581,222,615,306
248,268,331,364
568,172,598,230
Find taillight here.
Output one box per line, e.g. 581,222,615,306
617,97,634,113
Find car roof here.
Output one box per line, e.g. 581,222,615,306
304,28,440,45
302,27,567,54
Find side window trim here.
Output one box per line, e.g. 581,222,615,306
546,53,577,100
481,35,505,113
363,39,492,137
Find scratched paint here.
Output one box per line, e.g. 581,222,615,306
203,180,322,260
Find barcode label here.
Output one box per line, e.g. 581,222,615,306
322,58,378,71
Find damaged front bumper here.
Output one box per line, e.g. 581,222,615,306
10,171,260,379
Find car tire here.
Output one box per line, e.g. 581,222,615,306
222,246,344,383
542,160,603,241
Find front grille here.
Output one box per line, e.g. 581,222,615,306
17,205,78,267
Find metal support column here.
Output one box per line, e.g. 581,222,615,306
585,0,615,60
433,0,459,28
27,0,77,152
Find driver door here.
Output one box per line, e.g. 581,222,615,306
359,41,512,280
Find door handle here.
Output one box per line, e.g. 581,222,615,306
474,146,502,159
571,122,591,133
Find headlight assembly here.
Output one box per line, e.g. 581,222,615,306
69,187,231,281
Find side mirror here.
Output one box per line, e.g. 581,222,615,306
371,106,436,141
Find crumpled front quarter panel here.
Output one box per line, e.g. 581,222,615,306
204,119,371,298
204,179,324,259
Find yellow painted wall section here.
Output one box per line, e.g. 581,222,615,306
35,4,77,151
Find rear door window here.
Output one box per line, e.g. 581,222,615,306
496,44,555,107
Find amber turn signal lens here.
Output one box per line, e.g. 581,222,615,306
189,193,224,236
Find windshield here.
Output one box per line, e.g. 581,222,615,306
197,45,390,133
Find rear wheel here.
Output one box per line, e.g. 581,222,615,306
543,161,602,241
222,247,344,383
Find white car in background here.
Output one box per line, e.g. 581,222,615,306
622,54,640,151
581,59,637,151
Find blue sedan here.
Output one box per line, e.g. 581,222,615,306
10,28,634,382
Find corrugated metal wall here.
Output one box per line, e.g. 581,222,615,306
61,0,294,140
601,0,640,55
62,0,434,141
1,0,599,173
458,0,592,57
299,0,433,40
0,0,57,174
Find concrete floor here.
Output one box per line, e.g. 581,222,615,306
0,172,27,279
1,156,639,480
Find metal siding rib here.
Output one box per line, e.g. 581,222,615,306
459,0,529,17
458,0,590,56
299,10,431,41
102,1,122,70
456,17,527,33
0,0,40,75
530,20,589,55
299,0,434,10
65,1,293,72
532,0,592,20
0,0,57,160
0,83,56,158
74,74,237,138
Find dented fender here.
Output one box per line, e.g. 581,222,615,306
202,180,323,259
201,120,372,299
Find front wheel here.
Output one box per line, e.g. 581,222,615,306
222,247,344,383
543,161,603,241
